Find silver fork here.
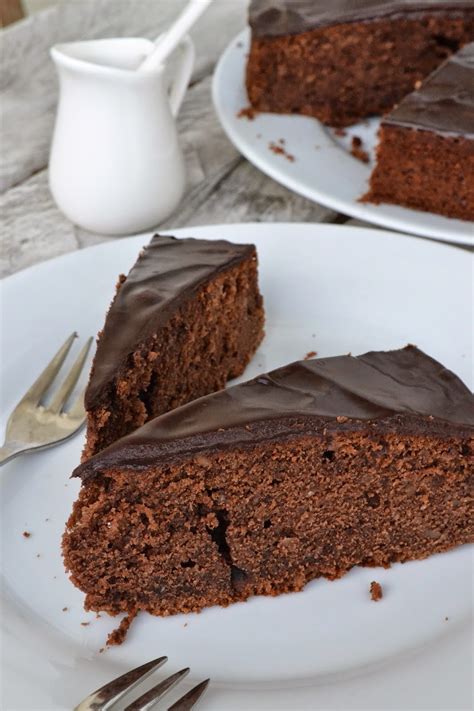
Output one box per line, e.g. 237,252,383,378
75,656,210,711
0,333,93,466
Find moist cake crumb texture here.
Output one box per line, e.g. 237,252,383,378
63,346,474,631
247,1,474,127
364,42,474,220
83,234,264,458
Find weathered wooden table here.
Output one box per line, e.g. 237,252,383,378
0,0,467,280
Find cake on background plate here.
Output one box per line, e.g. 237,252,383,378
64,346,474,631
246,0,474,127
365,42,474,221
83,234,264,458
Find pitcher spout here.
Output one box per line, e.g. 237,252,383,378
50,37,156,77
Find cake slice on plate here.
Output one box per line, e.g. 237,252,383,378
246,0,474,127
83,234,264,458
64,346,473,626
364,42,474,220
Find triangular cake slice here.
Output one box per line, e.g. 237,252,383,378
83,234,264,457
365,42,474,220
64,346,473,626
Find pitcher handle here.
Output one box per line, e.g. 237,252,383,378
168,35,195,117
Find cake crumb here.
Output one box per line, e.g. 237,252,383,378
351,136,369,163
236,41,243,48
336,416,349,423
107,611,137,646
62,607,68,612
237,106,256,120
96,613,102,619
81,622,90,627
269,141,295,162
22,531,31,538
370,581,383,601
99,647,105,654
414,79,422,89
45,518,50,522
36,553,41,558
445,616,449,621
278,138,286,144
334,128,347,137
304,351,317,360
183,622,188,627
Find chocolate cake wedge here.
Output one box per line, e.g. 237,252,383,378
64,346,473,625
364,42,474,220
246,0,474,127
83,234,264,458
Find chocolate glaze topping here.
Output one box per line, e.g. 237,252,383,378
75,346,474,480
384,42,474,137
249,0,474,37
85,234,256,409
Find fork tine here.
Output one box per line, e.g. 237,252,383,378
18,333,77,406
49,337,93,414
124,668,190,711
73,657,168,711
167,679,210,711
67,385,87,421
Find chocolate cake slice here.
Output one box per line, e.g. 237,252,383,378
83,234,264,458
64,346,473,625
246,0,474,127
364,43,474,220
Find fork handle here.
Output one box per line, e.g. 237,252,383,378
0,443,25,466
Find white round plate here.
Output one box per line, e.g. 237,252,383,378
212,30,474,248
1,223,473,710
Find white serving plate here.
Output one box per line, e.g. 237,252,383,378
212,30,474,248
1,223,472,710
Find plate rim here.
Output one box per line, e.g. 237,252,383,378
1,220,470,290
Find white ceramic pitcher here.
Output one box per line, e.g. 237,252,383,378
49,36,194,235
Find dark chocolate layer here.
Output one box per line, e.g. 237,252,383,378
75,346,474,479
249,0,474,37
383,42,474,137
85,234,255,409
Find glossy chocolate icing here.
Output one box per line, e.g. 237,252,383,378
249,0,474,37
75,346,474,480
85,234,255,409
383,42,474,137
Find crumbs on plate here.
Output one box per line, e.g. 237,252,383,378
370,581,383,601
237,106,257,120
351,136,370,164
269,141,295,162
